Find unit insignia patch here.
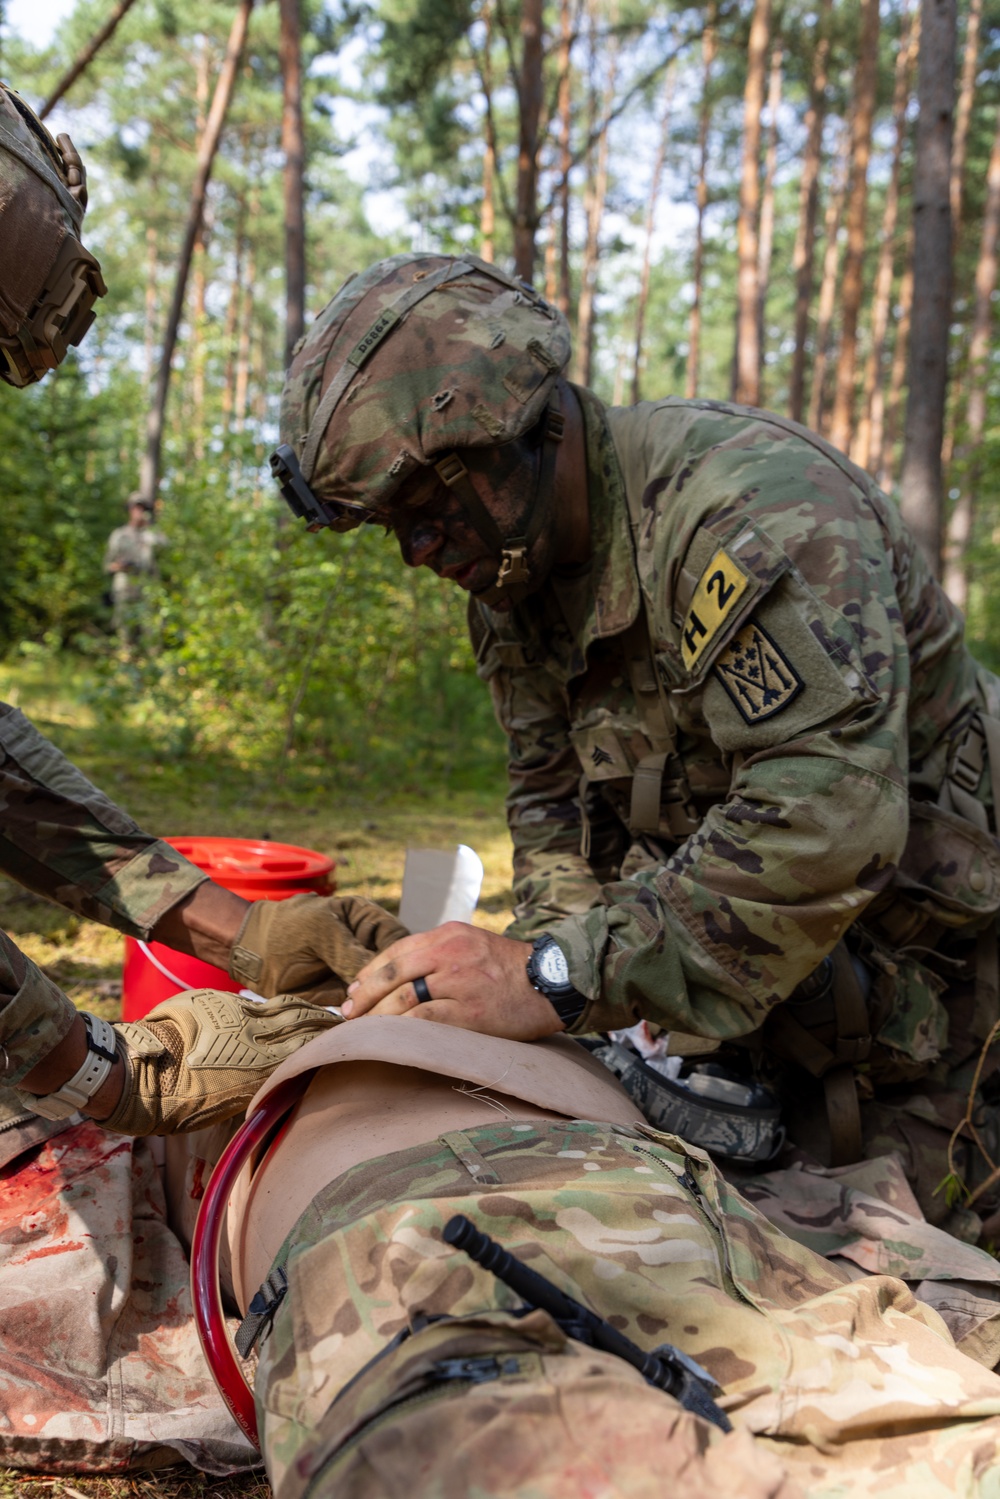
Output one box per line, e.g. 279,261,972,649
713,620,802,724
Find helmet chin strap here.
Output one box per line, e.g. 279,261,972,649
433,394,565,609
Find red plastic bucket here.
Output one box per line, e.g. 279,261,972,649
122,836,335,1021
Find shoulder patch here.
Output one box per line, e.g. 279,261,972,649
681,549,751,670
713,620,802,724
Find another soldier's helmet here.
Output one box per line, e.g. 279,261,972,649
0,82,106,387
274,252,571,601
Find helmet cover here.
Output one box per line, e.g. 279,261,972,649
279,252,571,526
0,81,106,386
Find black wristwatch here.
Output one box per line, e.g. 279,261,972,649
526,934,588,1028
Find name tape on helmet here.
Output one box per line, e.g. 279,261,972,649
347,306,401,369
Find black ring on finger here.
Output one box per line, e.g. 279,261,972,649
412,976,433,1004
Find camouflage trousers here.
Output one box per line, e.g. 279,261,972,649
255,1120,1000,1499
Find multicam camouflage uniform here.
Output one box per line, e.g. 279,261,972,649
468,392,1000,1233
0,704,205,1090
275,252,1000,1235
254,1118,1000,1499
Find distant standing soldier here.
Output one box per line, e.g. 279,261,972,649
103,492,166,641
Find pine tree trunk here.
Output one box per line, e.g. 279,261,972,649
899,0,957,573
544,228,557,302
234,232,256,436
222,142,249,433
632,66,674,403
40,0,140,117
220,220,244,432
513,0,545,280
734,0,771,406
142,143,160,389
191,233,208,456
143,221,158,389
852,3,918,473
942,101,1000,609
807,116,851,435
788,0,830,424
479,1,496,263
480,142,496,262
280,0,306,364
555,0,572,313
252,322,269,426
828,0,880,454
575,22,618,388
686,9,717,400
190,40,211,456
939,0,984,472
950,0,982,249
880,223,915,488
139,0,254,504
756,37,783,400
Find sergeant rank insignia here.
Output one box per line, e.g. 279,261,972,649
713,621,801,723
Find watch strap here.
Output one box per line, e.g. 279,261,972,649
547,990,588,1027
28,1012,118,1121
526,936,588,1028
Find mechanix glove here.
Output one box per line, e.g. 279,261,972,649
101,989,339,1136
228,892,409,1005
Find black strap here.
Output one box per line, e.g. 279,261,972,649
455,394,564,606
234,1264,288,1358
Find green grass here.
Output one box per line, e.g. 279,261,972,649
0,652,517,1491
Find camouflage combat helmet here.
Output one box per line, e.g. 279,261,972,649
0,81,106,387
274,253,571,602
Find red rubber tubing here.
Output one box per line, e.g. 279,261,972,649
190,1071,315,1450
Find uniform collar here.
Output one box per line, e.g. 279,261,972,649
571,384,640,650
477,387,639,684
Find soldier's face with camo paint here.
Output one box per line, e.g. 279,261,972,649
391,437,554,604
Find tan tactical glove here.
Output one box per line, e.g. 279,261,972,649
228,892,409,1004
102,989,339,1135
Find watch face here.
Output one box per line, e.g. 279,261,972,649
538,941,570,987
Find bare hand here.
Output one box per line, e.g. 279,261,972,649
341,922,564,1040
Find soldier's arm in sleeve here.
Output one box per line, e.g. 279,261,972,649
469,599,604,940
0,927,80,1085
0,705,406,1008
0,703,208,938
550,413,913,1040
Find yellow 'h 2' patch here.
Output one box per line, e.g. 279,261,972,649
713,620,802,723
681,550,751,670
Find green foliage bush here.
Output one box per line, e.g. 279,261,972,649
83,445,506,797
0,360,143,650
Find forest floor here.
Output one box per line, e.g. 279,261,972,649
0,655,517,1026
0,653,517,1499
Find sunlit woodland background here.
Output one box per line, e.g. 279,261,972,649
1,0,999,803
